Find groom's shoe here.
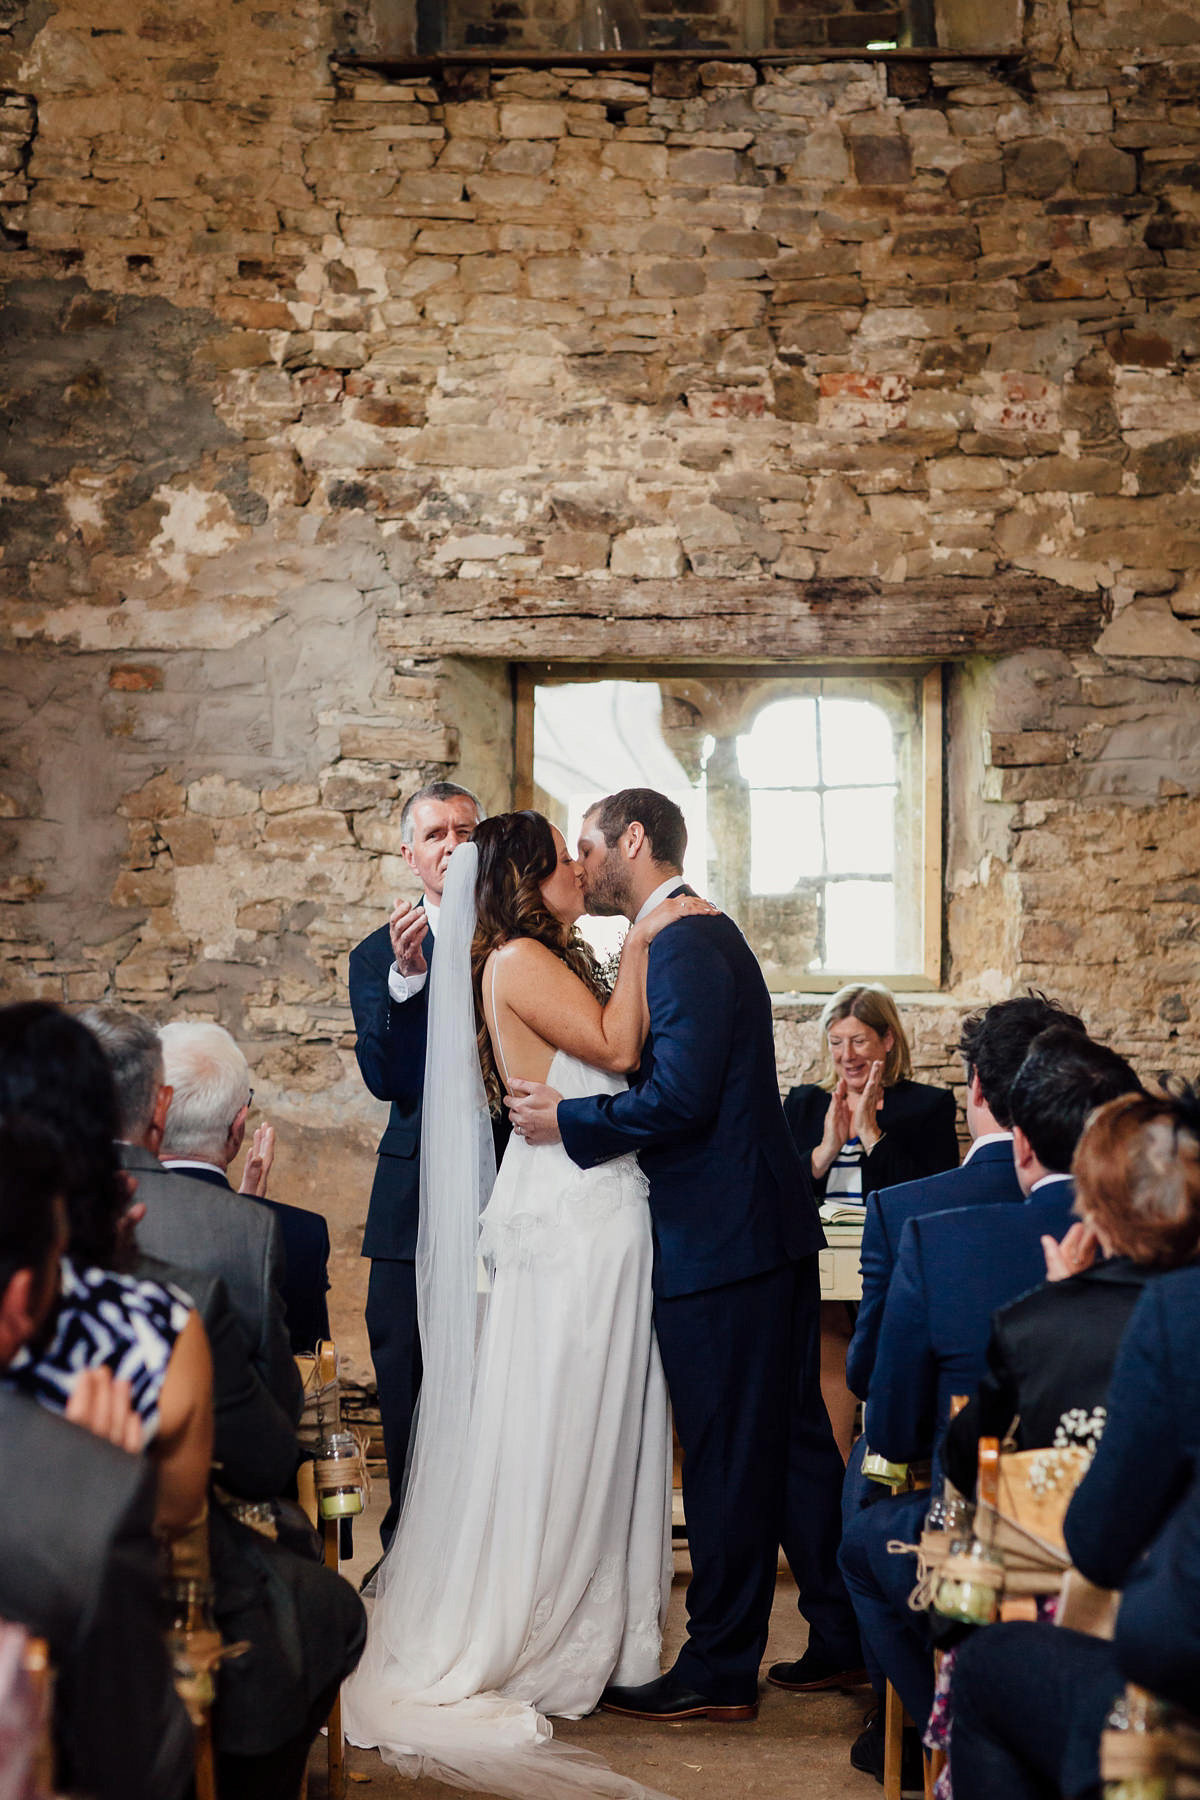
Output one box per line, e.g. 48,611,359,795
599,1670,758,1723
766,1646,869,1692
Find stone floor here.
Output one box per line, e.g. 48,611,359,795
304,1474,880,1800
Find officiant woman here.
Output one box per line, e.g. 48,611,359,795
784,982,959,1457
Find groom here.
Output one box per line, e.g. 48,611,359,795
508,788,862,1719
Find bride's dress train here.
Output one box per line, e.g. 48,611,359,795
342,1049,675,1799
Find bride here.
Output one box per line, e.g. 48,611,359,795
343,810,714,1798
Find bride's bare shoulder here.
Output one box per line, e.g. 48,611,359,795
490,936,560,972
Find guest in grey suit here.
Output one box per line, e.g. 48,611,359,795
159,1020,331,1357
0,1116,193,1800
82,1007,302,1420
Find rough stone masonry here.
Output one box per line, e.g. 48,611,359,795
2,0,1199,1369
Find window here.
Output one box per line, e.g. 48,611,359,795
519,665,943,992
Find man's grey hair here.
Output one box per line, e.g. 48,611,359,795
159,1020,251,1165
78,1005,163,1142
398,781,483,848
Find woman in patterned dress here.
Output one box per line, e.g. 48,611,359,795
0,1001,213,1539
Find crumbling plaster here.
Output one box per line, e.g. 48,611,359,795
2,0,1200,1372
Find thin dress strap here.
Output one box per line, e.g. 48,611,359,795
488,955,514,1092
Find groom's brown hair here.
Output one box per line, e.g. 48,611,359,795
589,788,687,871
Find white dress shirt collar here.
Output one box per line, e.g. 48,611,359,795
962,1130,1013,1165
634,876,686,925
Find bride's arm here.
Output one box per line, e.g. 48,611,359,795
495,901,710,1074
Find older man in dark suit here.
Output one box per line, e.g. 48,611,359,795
82,1006,301,1419
347,779,482,1552
156,1019,331,1359
0,1117,193,1800
838,1027,1143,1774
509,787,862,1718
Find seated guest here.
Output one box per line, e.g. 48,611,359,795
0,1002,213,1540
846,993,1084,1408
0,1116,194,1800
953,1471,1200,1800
159,1021,331,1355
945,1083,1200,1494
67,1014,364,1800
81,1006,301,1415
951,1086,1200,1799
838,1027,1142,1780
784,982,960,1460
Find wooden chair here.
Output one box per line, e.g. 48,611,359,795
296,1340,348,1800
166,1520,223,1800
882,1682,936,1800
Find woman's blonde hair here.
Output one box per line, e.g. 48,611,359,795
818,983,912,1089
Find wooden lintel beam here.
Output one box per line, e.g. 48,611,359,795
378,577,1106,663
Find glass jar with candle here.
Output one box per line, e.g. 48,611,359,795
166,1577,222,1720
932,1537,1004,1627
317,1431,365,1521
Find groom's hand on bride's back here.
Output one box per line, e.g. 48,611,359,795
506,1079,564,1146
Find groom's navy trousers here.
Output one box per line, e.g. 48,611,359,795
559,902,861,1700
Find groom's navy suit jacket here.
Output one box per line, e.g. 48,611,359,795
558,897,857,1690
557,903,824,1296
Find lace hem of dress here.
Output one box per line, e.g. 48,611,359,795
478,1157,649,1268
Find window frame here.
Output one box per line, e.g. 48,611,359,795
514,660,944,993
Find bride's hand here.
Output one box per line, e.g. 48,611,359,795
631,894,720,947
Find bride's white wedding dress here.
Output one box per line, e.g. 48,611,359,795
343,1046,674,1798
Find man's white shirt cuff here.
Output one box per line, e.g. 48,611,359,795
388,966,428,1003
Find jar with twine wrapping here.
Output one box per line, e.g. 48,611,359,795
315,1429,369,1521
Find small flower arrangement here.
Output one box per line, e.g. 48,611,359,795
596,935,626,994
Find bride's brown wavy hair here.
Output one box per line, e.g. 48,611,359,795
470,811,606,1111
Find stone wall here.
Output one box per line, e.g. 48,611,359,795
3,0,1200,1372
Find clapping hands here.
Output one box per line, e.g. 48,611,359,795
239,1122,275,1198
811,1062,885,1180
1042,1219,1099,1282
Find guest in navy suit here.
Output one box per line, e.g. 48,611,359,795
951,1090,1200,1799
347,781,482,1549
509,788,862,1720
847,993,1084,1409
838,1027,1143,1775
158,1021,331,1355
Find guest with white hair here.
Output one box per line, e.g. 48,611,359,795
158,1021,331,1356
82,1005,300,1418
82,1008,300,1425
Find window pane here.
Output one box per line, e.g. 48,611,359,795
823,880,895,971
819,697,895,786
748,791,822,892
736,697,819,789
822,788,895,876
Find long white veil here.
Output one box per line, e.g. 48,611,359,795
342,843,678,1800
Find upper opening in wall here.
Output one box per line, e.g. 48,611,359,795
342,0,1023,60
